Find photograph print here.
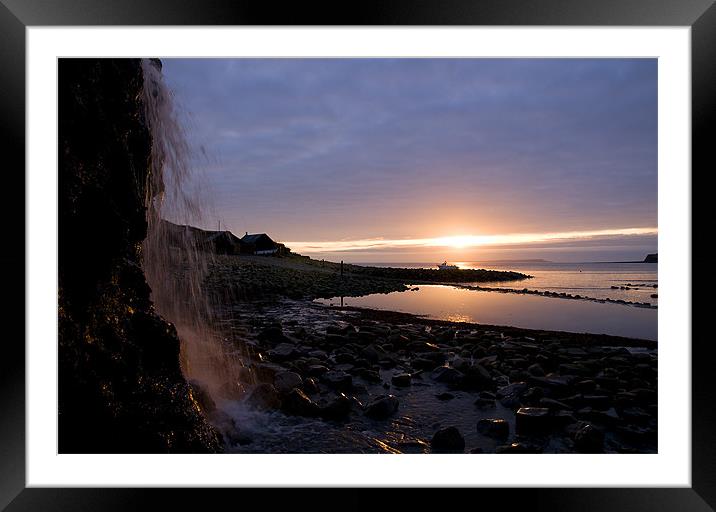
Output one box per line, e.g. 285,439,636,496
58,57,658,454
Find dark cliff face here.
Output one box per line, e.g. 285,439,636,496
58,59,220,453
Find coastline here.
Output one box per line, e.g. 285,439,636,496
196,253,657,453
207,294,657,453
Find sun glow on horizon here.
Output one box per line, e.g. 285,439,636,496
284,226,658,254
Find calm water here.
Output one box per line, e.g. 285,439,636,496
360,261,658,305
316,284,657,341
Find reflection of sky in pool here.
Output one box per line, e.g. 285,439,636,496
315,284,657,341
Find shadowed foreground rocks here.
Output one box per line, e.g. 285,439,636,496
58,59,219,453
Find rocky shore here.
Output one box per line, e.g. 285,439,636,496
203,299,657,454
455,283,657,309
205,253,530,302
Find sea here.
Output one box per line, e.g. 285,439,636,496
316,261,658,341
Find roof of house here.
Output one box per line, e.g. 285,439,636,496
240,233,274,244
206,230,242,243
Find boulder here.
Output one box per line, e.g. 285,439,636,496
258,325,288,344
572,422,604,453
515,407,553,434
476,418,509,439
361,344,386,363
303,377,320,394
365,395,399,419
281,388,320,417
274,371,303,394
431,366,464,384
431,427,465,453
320,393,352,420
495,442,542,454
391,373,412,387
322,370,353,391
528,363,545,377
246,383,281,411
267,343,297,361
496,382,528,408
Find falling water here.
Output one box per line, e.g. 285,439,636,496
140,58,247,406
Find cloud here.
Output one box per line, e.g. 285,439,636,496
160,58,657,260
284,226,658,254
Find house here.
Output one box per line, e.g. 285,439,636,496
205,230,244,255
240,232,279,255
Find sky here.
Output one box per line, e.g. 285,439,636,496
161,58,657,263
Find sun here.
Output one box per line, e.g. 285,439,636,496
442,235,476,249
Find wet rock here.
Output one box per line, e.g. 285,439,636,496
431,427,465,453
351,383,369,394
258,325,289,344
274,371,303,394
456,364,494,390
621,407,652,424
281,388,320,417
327,324,351,336
391,373,412,387
476,418,509,439
361,344,386,363
582,395,611,408
267,343,297,361
325,333,348,345
357,368,381,383
217,381,246,401
450,356,470,372
496,382,528,408
303,377,320,394
246,383,281,411
412,358,440,371
306,364,329,377
252,362,283,383
431,365,464,384
539,397,571,411
308,350,328,360
322,370,353,391
188,380,216,414
616,424,657,444
521,386,544,405
365,395,399,419
575,379,597,393
320,393,352,420
495,442,542,454
572,422,604,453
515,407,553,434
587,407,621,425
528,363,545,377
335,352,356,364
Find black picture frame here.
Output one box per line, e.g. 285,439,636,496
2,0,712,508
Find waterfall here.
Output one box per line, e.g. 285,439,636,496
140,58,247,406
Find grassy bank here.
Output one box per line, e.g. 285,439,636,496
206,253,530,301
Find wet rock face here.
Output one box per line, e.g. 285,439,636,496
58,59,220,453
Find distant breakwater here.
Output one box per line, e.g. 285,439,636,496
452,284,658,309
